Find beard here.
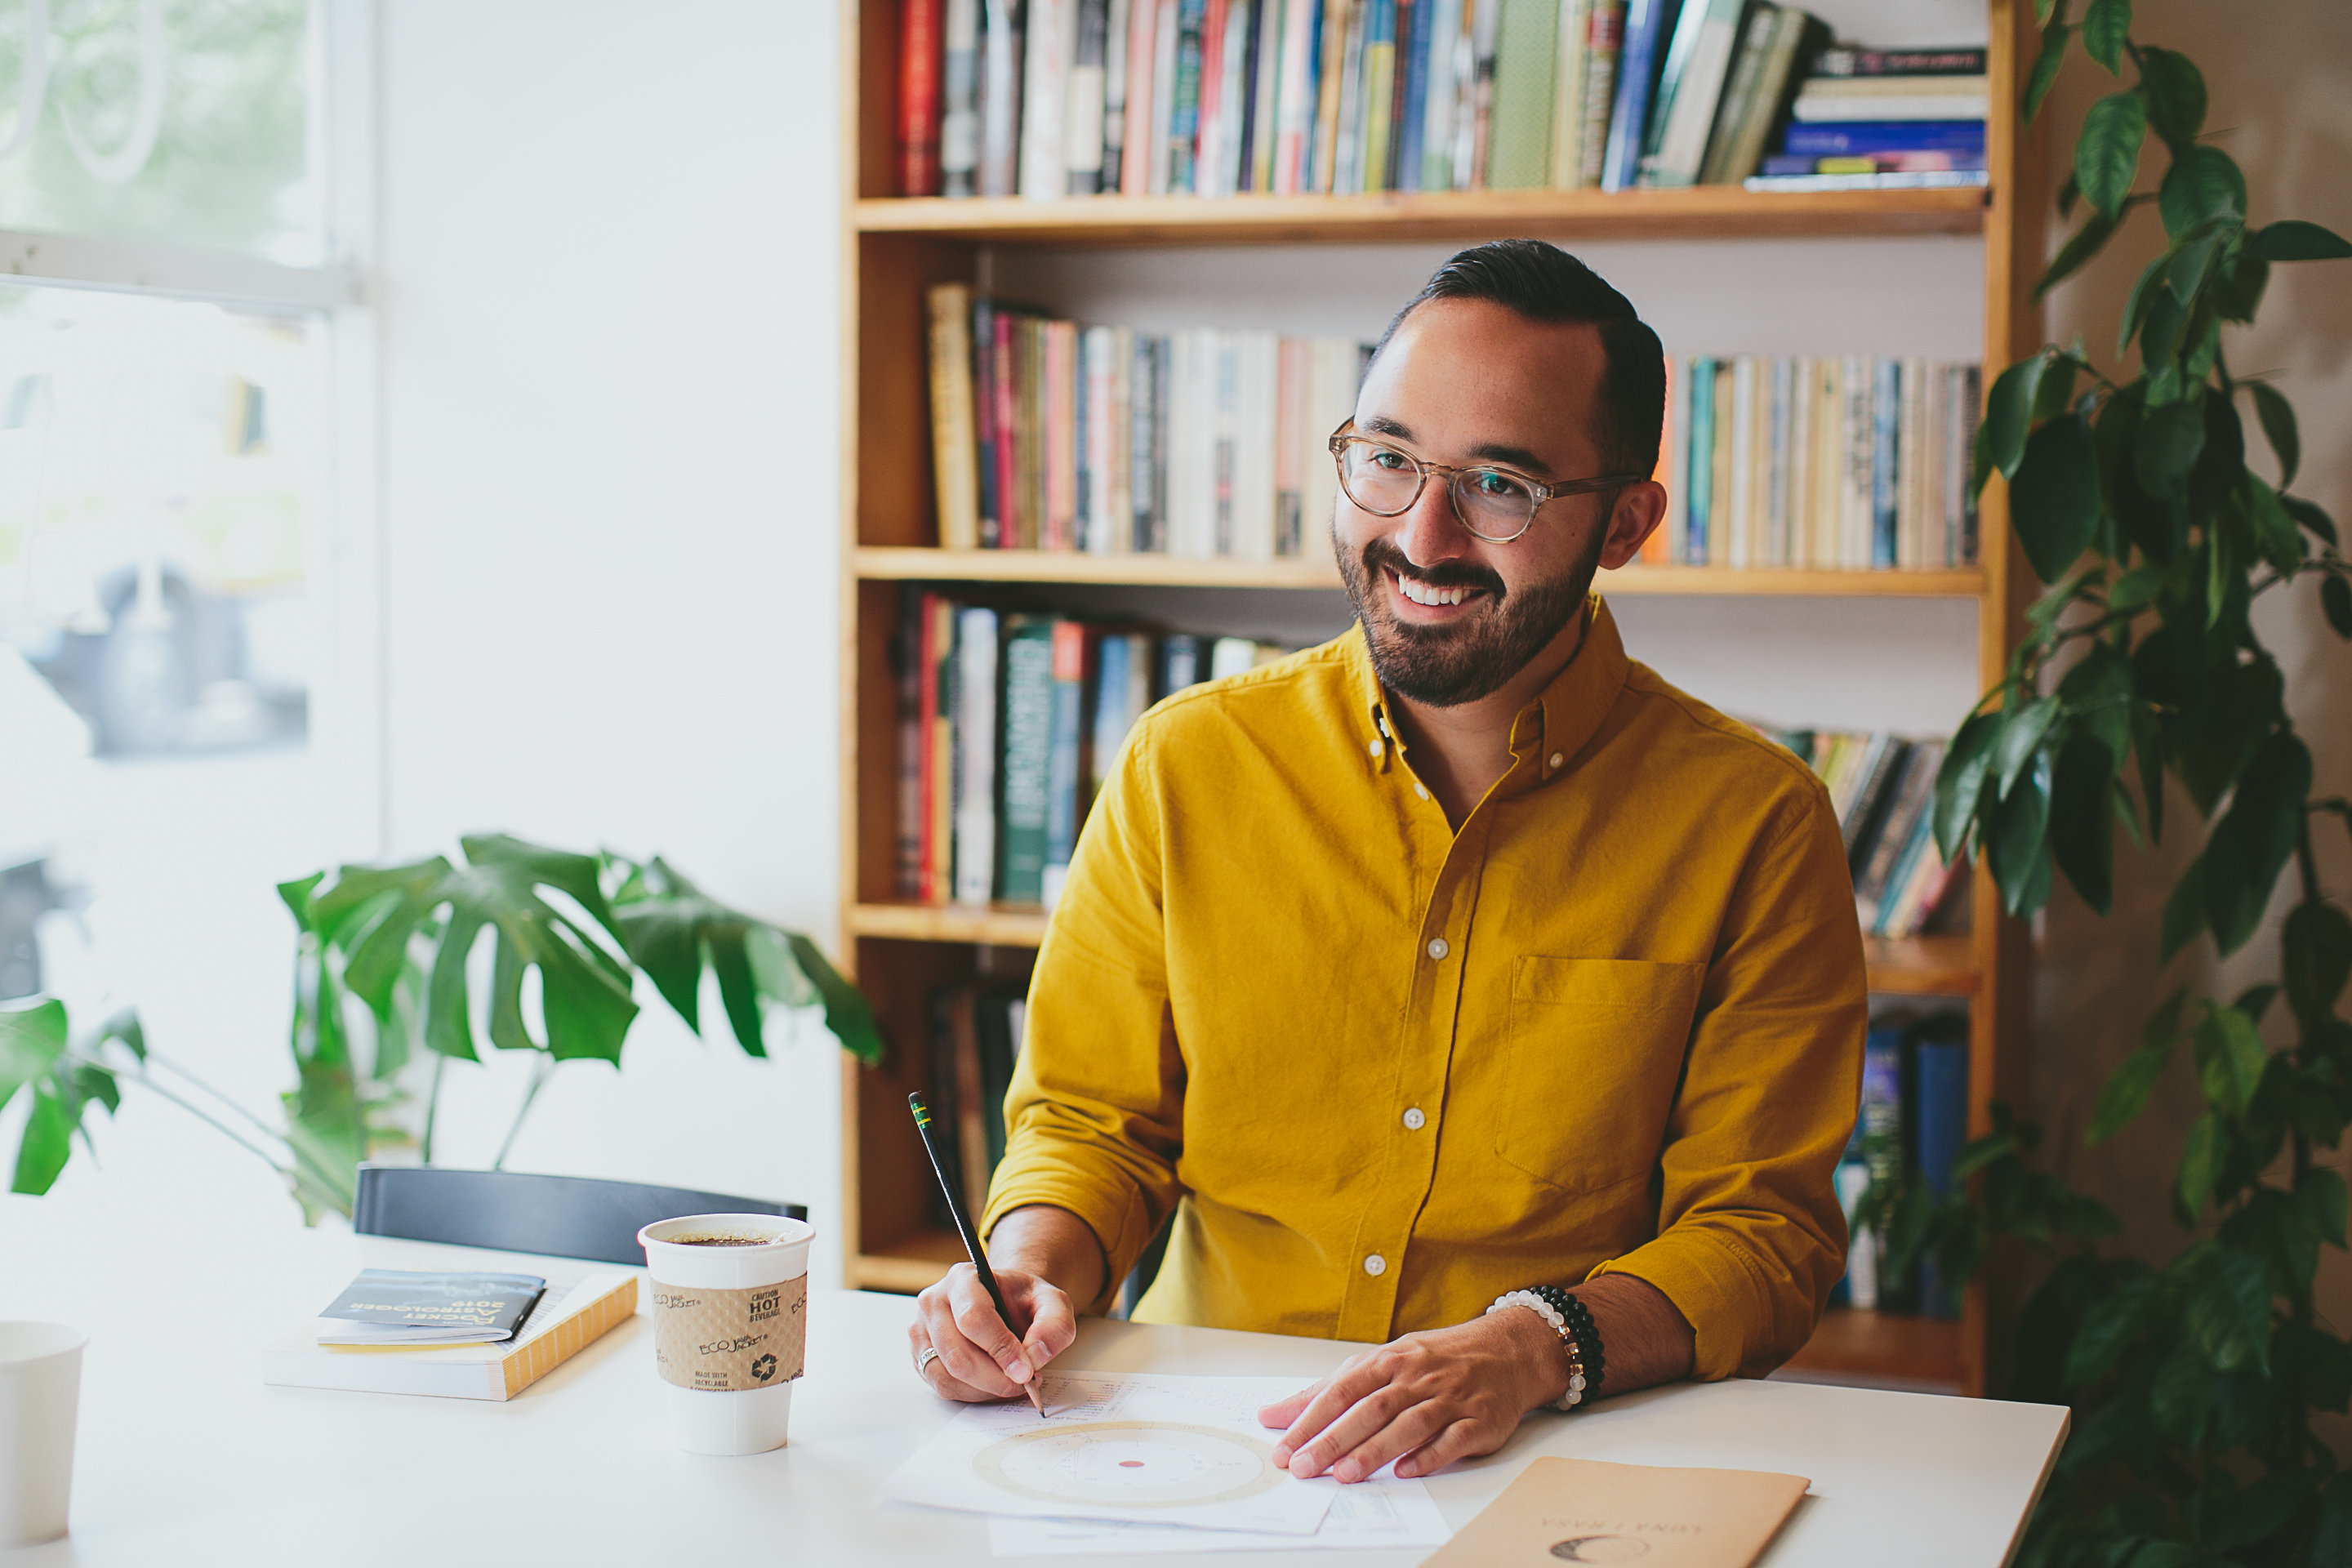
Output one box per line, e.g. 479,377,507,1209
1334,523,1606,708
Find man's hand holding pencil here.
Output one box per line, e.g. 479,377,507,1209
910,1261,1076,1409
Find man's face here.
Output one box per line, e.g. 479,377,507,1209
1332,297,1655,708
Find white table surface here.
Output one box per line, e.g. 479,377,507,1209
1,1192,2065,1566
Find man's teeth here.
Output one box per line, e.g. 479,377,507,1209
1398,575,1470,607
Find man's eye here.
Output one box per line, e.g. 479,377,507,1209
1471,470,1533,499
1370,448,1413,471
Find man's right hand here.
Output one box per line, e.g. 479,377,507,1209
911,1261,1079,1401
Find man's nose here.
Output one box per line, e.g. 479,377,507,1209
1392,472,1476,570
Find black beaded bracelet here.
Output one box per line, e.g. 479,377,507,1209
1530,1285,1606,1401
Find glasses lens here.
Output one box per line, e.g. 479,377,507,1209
1450,469,1539,539
1339,441,1423,515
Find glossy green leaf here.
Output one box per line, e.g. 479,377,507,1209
0,998,68,1113
2244,382,2300,489
1990,754,2054,916
11,1085,75,1195
2172,656,2282,817
2011,416,2103,582
2209,732,2313,956
2247,219,2352,261
784,933,885,1066
2076,91,2147,220
2167,230,2221,305
2283,901,2352,1025
1934,709,2000,862
1994,696,2062,800
2325,574,2352,639
2050,733,2118,914
2287,493,2337,545
2137,47,2206,144
2118,252,2171,357
1980,355,2050,488
2188,1249,2274,1374
2150,1328,2213,1443
2139,287,2187,379
2158,145,2245,240
2037,211,2122,301
2057,640,2134,765
2192,1004,2267,1116
2310,1475,2352,1568
2132,701,2165,844
2063,1273,2154,1387
2079,0,2127,71
2175,1112,2222,1220
2023,23,2073,122
2212,252,2269,323
2090,1039,2172,1144
2133,399,2204,495
2301,1166,2350,1250
2236,474,2301,575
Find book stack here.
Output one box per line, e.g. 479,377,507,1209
1650,355,1980,572
896,592,1302,909
893,0,1865,198
1834,1013,1967,1316
926,283,1369,557
922,986,1028,1227
1755,727,1962,941
1748,44,1987,192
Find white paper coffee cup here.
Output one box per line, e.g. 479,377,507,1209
638,1214,813,1455
0,1321,86,1548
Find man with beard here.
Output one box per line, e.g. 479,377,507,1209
910,240,1866,1484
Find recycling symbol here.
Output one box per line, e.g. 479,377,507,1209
751,1353,778,1383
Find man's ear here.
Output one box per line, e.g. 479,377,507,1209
1597,481,1668,570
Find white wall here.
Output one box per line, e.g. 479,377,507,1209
376,2,847,1281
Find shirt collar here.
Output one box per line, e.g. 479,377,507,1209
1350,595,1632,786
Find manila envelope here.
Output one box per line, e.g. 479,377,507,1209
1422,1456,1811,1567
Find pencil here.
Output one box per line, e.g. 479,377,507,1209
908,1092,1049,1416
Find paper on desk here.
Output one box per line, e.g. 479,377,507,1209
884,1370,1340,1535
987,1471,1452,1555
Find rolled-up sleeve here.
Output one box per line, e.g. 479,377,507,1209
982,720,1186,1316
1587,782,1867,1379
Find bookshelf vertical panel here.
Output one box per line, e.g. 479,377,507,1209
858,234,975,550
855,0,899,200
854,579,908,908
850,938,977,1261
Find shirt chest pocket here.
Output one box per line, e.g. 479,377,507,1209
1492,956,1706,1195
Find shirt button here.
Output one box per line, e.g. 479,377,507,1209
1402,1107,1426,1131
1548,752,1565,768
1426,938,1449,960
1363,1254,1387,1276
1369,739,1383,759
1413,782,1429,800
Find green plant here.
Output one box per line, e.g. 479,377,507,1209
1861,11,2352,1566
2,835,880,1218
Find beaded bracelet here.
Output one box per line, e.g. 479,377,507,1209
1485,1285,1606,1413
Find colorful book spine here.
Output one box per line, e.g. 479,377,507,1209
1783,119,1984,156
1041,620,1091,908
1597,0,1677,192
925,283,982,550
996,616,1058,905
900,0,947,194
951,607,999,905
978,0,1026,195
1869,356,1900,569
1486,0,1557,189
1167,0,1209,190
1067,0,1112,192
941,0,982,195
1574,0,1623,186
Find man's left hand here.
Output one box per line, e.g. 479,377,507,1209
1256,1307,1563,1482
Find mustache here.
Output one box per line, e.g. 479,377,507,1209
1360,537,1506,599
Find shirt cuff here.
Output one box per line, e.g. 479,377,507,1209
1586,1230,1797,1382
981,1166,1158,1319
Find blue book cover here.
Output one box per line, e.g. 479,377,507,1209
1042,624,1089,907
1600,0,1684,191
1784,120,1984,157
1870,358,1900,569
1394,0,1436,190
1913,1034,1970,1317
1684,355,1714,564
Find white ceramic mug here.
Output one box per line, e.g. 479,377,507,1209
637,1214,814,1455
0,1321,86,1548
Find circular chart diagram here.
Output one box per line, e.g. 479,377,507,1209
972,1422,1285,1509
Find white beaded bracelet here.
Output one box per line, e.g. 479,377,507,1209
1486,1289,1592,1413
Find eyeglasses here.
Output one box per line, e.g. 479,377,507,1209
1327,421,1644,544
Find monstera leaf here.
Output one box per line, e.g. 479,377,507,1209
2,1000,144,1196
607,854,882,1066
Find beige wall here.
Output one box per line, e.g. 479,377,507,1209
2029,0,2352,1439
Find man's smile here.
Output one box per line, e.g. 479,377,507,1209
1384,565,1494,621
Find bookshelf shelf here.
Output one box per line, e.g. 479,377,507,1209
855,547,1985,598
840,0,2043,1403
853,185,1988,247
1781,1308,1967,1391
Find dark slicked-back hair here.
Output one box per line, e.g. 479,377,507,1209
1374,239,1666,478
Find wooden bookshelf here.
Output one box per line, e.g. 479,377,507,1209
855,546,1984,597
853,184,1987,247
837,0,2044,1396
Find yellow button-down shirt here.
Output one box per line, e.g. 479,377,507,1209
982,597,1866,1379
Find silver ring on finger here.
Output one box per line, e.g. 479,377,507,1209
916,1345,942,1375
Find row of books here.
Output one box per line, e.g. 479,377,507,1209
893,594,1298,907
1660,357,1981,572
1834,1013,1967,1316
1751,43,1987,188
922,984,1030,1230
894,0,1988,199
1761,728,1961,941
925,283,1367,556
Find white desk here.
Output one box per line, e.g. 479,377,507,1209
2,1194,2064,1566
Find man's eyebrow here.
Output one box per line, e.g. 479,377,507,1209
1361,416,1556,478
